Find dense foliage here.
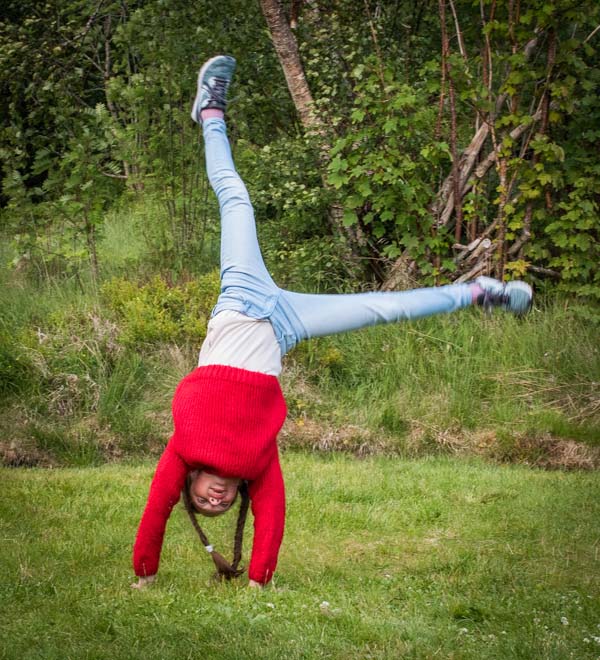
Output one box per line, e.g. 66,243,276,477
1,0,599,295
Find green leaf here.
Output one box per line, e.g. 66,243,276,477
342,210,358,227
383,243,401,259
328,172,347,189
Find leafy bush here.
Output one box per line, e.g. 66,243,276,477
325,61,461,283
0,266,223,465
237,137,365,292
261,231,363,293
101,271,220,347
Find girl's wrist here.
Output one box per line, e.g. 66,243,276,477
131,575,156,589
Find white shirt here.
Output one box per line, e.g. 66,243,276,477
198,310,282,377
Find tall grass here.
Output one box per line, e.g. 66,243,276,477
1,216,599,467
98,202,150,278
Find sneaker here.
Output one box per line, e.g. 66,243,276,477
191,55,236,123
475,276,533,316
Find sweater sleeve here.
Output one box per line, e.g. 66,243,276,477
133,441,188,577
247,451,285,584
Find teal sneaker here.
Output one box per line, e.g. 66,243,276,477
191,55,236,124
475,276,533,316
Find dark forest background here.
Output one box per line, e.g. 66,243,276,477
2,0,599,293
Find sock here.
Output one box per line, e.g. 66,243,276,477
470,283,484,304
200,108,224,122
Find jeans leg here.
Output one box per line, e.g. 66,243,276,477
274,284,474,349
203,118,275,289
202,119,474,354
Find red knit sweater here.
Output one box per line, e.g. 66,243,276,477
133,365,287,584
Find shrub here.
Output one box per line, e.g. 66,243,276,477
100,270,220,347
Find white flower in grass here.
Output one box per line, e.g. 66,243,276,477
561,617,569,626
458,628,468,635
591,635,600,644
319,600,341,616
266,603,275,609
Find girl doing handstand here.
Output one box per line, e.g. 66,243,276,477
131,56,532,589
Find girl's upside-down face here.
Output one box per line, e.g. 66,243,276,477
190,470,240,517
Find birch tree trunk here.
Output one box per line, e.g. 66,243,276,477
258,0,322,133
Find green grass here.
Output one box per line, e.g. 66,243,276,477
98,203,149,273
1,454,599,659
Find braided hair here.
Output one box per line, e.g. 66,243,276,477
182,473,250,580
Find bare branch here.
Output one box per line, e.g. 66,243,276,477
101,171,128,179
584,23,600,43
436,104,543,228
364,0,386,89
456,247,495,282
448,0,468,60
528,265,560,278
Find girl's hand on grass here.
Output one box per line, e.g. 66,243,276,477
248,580,263,589
130,575,156,590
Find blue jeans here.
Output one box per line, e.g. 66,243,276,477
205,118,473,356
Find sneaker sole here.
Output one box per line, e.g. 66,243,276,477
190,55,235,123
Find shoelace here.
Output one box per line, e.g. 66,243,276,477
205,76,229,105
480,289,507,311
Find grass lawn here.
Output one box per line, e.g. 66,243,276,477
1,453,599,659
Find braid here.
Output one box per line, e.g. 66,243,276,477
232,482,250,571
182,474,248,580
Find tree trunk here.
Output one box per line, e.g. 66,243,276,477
438,0,464,243
514,28,556,258
259,0,322,133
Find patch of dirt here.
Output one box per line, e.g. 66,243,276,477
279,417,599,470
0,411,170,468
278,418,396,457
0,404,54,467
0,440,53,467
486,433,600,470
